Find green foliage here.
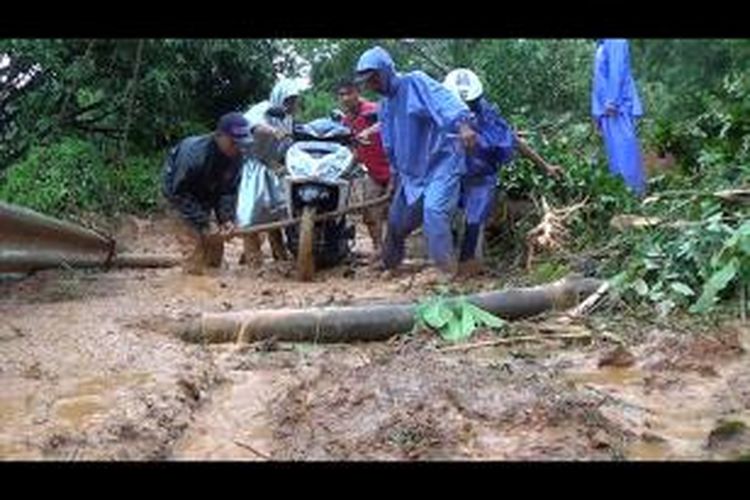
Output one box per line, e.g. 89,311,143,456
1,39,279,217
0,136,161,216
604,69,750,316
1,39,279,167
691,220,750,313
416,297,506,342
298,89,337,123
530,260,571,284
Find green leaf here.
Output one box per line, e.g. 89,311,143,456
419,300,453,330
657,299,676,317
649,289,666,302
442,314,466,342
462,302,507,329
460,304,477,338
736,221,750,238
632,278,649,297
739,234,750,255
670,282,695,297
691,258,739,313
608,272,629,290
644,259,661,270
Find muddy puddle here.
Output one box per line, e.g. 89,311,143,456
562,327,750,460
171,370,293,460
4,214,750,461
169,325,750,461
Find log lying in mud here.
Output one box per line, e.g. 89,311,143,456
643,187,750,205
610,214,737,231
1,200,180,272
0,251,181,272
108,254,181,269
1,200,114,272
179,276,604,344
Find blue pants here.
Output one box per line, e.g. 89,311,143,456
458,175,496,262
382,174,460,271
601,113,645,196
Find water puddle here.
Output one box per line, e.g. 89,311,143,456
0,372,153,459
54,396,107,428
565,356,750,460
172,369,294,460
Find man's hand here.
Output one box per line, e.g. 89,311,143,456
545,164,564,178
355,130,372,146
591,117,602,136
257,124,287,141
387,174,397,195
205,220,221,235
604,102,618,117
274,128,290,141
355,124,380,146
458,122,477,154
219,221,236,237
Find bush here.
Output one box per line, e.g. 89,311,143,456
605,72,750,316
299,89,337,123
0,136,163,217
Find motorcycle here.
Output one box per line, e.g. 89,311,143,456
281,115,363,281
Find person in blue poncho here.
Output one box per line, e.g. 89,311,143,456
443,68,563,275
237,79,301,267
354,46,477,281
592,38,646,196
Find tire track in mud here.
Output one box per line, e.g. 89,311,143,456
5,214,750,461
0,216,441,460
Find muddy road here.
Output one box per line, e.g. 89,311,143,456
2,216,750,461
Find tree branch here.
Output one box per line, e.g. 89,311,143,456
119,39,145,161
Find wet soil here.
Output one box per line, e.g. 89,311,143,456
3,214,750,461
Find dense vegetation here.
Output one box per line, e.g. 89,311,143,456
2,38,749,316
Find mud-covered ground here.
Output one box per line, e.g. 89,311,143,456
2,215,750,461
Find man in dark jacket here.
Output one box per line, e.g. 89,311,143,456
162,112,251,274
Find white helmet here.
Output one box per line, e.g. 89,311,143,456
443,68,483,102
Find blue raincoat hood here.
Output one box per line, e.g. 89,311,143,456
356,46,398,96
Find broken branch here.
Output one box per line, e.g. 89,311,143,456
438,332,593,353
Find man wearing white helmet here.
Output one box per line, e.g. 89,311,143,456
443,68,563,274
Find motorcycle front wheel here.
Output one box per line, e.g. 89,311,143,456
296,206,316,281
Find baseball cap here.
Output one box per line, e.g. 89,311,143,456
217,112,252,150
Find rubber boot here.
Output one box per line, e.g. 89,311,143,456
268,229,289,261
204,233,225,268
242,234,264,268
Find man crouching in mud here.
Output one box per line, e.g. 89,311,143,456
162,112,251,275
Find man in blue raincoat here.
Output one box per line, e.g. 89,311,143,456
354,46,477,279
592,39,645,196
443,69,563,274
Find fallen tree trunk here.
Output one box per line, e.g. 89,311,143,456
610,214,737,231
0,251,181,272
1,201,180,272
179,276,604,344
108,253,181,269
643,187,750,205
1,200,113,272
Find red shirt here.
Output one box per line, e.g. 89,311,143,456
342,99,391,186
